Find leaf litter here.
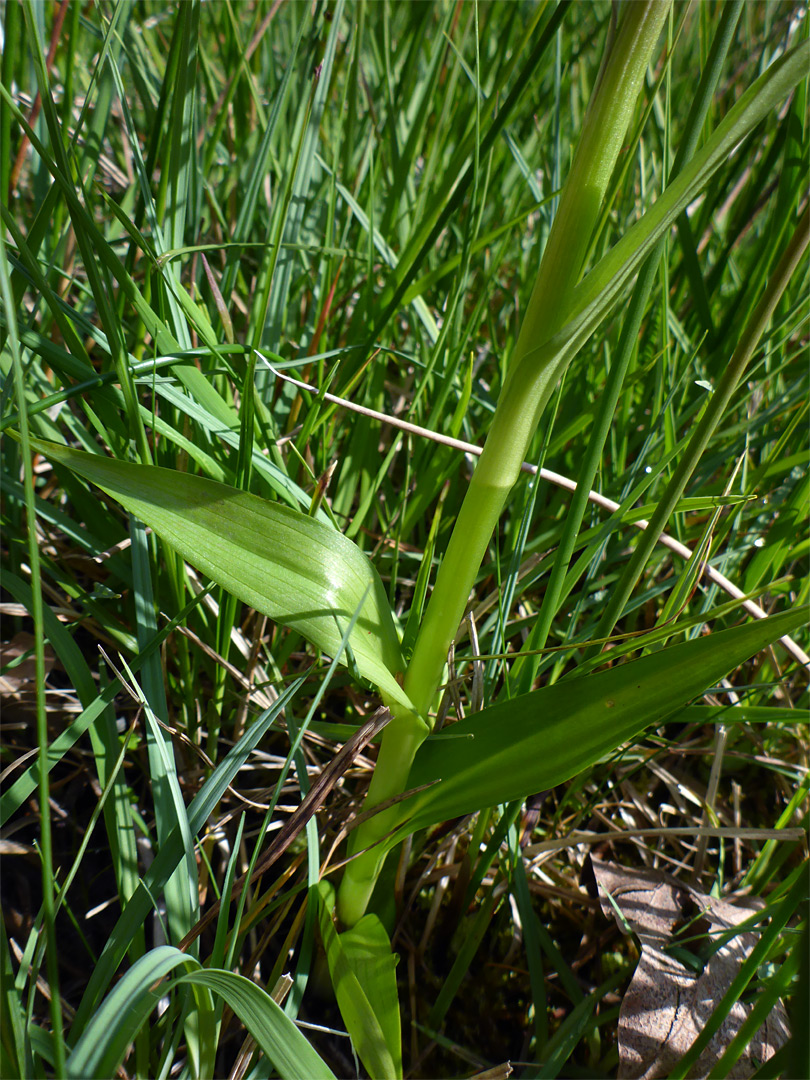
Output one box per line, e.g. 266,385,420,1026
592,858,789,1078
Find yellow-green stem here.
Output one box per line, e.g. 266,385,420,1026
337,0,673,926
337,706,427,926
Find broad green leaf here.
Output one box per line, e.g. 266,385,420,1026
27,438,412,711
399,608,807,836
176,969,336,1080
317,882,401,1079
342,913,403,1078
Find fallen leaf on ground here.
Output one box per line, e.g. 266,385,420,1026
592,857,789,1079
0,632,56,695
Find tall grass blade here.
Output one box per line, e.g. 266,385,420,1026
177,968,337,1080
70,679,304,1036
0,185,66,1077
66,947,203,1080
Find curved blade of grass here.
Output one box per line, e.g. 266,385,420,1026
0,80,238,431
66,946,211,1080
583,202,809,657
0,166,66,1076
262,0,345,357
368,1,568,342
70,678,304,1038
317,882,401,1079
177,968,336,1080
26,437,412,712
220,7,309,301
0,576,206,827
712,939,801,1079
397,607,807,837
0,922,27,1078
120,657,199,940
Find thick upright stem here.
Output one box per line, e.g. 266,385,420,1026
404,349,569,716
337,0,673,926
406,1,672,716
337,707,427,927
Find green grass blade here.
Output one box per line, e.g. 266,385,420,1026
0,579,205,828
369,1,567,342
712,940,800,1078
585,204,809,654
426,886,500,1033
164,1,200,258
262,0,345,355
666,867,807,1080
0,177,66,1078
508,826,548,1054
69,678,304,1038
220,7,309,302
0,920,27,1080
566,38,810,342
66,946,200,1080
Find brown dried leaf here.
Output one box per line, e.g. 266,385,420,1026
592,857,789,1079
469,1064,513,1080
0,632,56,695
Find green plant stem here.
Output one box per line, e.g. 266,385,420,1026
584,202,810,658
0,231,66,1074
337,0,672,926
406,0,672,718
337,708,428,928
513,0,745,692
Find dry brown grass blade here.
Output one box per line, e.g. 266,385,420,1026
178,706,392,951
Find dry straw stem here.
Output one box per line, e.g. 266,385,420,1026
522,825,807,858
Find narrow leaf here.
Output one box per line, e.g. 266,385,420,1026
66,947,200,1080
177,969,336,1080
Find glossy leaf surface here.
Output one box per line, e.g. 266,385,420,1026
317,882,402,1079
399,609,807,835
30,438,410,710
